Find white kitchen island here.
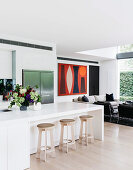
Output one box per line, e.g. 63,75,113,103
0,102,104,170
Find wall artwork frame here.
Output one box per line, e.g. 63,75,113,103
58,63,87,96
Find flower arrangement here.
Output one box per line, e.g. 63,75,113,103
8,84,41,109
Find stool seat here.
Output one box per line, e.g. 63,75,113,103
79,115,93,119
37,123,55,129
60,119,75,123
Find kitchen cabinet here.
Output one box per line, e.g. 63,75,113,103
22,70,54,104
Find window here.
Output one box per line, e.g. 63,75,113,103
119,58,133,101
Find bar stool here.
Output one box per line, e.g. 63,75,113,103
79,115,94,145
36,123,55,162
59,119,76,153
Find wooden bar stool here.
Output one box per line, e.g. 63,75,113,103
36,123,55,162
79,115,94,145
59,119,76,153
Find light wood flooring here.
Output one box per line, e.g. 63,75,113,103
30,122,133,170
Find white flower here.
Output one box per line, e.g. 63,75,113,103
35,92,39,96
20,88,27,94
19,97,25,103
13,93,18,98
30,91,39,102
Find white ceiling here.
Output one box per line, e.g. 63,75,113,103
0,0,133,61
78,47,118,61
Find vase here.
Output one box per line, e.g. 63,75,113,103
33,102,41,111
20,106,27,111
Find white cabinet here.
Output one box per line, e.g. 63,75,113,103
0,126,7,170
0,121,30,170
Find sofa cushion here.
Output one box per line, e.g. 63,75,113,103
118,104,133,119
106,93,114,101
78,96,83,101
88,96,95,104
94,101,105,104
110,101,118,106
82,95,89,102
73,98,78,102
95,95,106,102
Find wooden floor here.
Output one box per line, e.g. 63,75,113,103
30,122,133,170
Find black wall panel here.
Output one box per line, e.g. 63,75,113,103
89,65,99,95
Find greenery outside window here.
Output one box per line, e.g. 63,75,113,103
118,44,133,53
119,45,133,101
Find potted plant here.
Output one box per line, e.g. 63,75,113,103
8,84,41,111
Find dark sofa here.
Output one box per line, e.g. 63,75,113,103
94,101,119,122
72,94,119,122
118,104,133,119
94,101,112,115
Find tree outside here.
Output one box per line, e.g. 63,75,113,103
119,45,133,101
118,44,133,53
120,71,133,101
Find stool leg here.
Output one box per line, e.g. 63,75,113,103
59,124,64,151
66,125,69,153
44,130,47,162
79,120,83,144
50,129,55,156
36,129,42,159
71,123,76,150
85,121,88,146
89,119,94,143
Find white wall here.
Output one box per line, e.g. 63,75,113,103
15,48,56,83
16,47,57,101
0,37,57,101
0,49,12,79
100,59,119,99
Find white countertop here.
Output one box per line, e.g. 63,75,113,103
0,102,103,123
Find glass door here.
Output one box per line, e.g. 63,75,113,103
40,72,54,104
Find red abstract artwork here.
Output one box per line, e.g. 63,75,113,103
58,63,87,96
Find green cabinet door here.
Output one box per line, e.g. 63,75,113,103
23,70,54,104
40,72,54,104
23,71,41,95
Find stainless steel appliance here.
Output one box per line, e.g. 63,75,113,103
22,70,54,104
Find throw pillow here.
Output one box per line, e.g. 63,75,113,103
78,96,83,101
82,95,89,102
73,98,78,102
106,93,114,101
88,96,96,104
95,95,106,102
